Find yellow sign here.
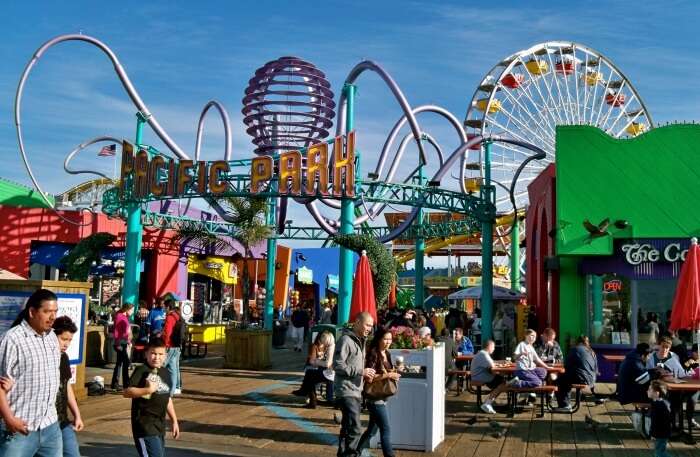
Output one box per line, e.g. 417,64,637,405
187,255,238,285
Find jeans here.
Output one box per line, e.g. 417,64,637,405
111,342,131,389
134,435,165,457
357,401,394,457
60,423,81,457
165,347,181,395
0,421,62,457
654,438,670,457
290,326,304,350
336,396,362,457
514,367,547,388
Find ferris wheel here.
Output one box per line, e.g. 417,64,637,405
463,41,653,212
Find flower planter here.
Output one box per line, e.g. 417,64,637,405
223,328,271,370
371,343,445,452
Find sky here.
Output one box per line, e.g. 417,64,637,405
1,1,698,263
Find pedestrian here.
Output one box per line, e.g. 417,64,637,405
334,312,375,457
647,380,671,457
135,300,150,343
617,343,658,405
124,337,180,457
53,316,84,457
356,329,401,457
555,335,601,411
147,297,167,338
0,289,62,456
162,300,185,396
290,305,308,352
111,303,134,391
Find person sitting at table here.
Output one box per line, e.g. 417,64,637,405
534,328,564,365
292,330,335,408
511,329,550,389
472,339,519,414
453,327,474,356
683,344,700,372
617,343,659,405
554,335,602,411
645,336,691,379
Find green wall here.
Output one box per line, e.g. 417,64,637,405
555,124,700,339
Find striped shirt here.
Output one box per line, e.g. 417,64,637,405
0,320,60,431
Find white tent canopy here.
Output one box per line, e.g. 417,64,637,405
448,285,523,301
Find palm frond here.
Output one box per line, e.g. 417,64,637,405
173,221,235,251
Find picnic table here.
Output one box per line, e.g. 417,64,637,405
491,363,565,376
663,376,700,443
455,354,474,363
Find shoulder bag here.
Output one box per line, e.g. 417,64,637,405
364,357,398,400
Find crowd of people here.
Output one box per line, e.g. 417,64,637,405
0,289,184,457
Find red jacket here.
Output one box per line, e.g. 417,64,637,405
162,311,180,348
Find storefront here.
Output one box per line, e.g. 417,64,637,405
527,124,700,380
186,255,238,323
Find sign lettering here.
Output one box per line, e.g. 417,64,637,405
621,242,688,265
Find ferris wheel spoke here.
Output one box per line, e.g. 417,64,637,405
517,80,559,139
496,83,556,145
518,56,565,126
544,49,572,125
572,47,583,123
593,64,617,127
486,114,554,152
489,102,555,150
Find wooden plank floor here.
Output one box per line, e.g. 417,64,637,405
81,349,700,456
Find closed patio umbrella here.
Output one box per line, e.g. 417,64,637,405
350,250,377,324
670,237,700,344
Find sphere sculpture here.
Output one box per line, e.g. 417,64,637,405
242,56,336,154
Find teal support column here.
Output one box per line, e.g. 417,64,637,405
592,275,603,339
414,166,425,309
264,196,277,330
122,115,145,307
480,141,494,342
510,217,520,292
338,83,356,325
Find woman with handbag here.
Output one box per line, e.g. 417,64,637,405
292,331,335,408
357,330,401,457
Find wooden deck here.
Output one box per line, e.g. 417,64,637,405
80,347,700,456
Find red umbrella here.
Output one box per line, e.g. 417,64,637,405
350,250,377,324
670,237,700,343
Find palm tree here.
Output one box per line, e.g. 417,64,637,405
174,196,270,325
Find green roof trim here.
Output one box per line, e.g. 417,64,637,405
0,178,54,208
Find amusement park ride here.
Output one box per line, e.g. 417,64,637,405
14,35,652,340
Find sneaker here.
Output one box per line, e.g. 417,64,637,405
529,392,537,399
554,405,573,413
481,402,497,414
292,389,306,397
506,377,520,387
173,388,182,395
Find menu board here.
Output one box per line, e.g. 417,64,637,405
0,291,86,364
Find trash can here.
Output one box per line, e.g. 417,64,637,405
272,319,289,348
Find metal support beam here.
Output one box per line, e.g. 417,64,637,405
414,166,425,309
264,195,277,330
510,217,520,292
122,114,146,308
338,83,356,325
481,141,494,342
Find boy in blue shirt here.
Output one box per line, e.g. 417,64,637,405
147,298,167,337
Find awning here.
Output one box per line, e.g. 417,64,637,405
448,285,523,301
29,242,141,275
187,255,238,285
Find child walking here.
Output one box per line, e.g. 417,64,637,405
124,337,180,457
648,380,671,457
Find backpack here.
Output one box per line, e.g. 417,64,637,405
170,315,188,348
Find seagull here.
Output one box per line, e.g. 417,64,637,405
583,218,610,243
465,416,478,426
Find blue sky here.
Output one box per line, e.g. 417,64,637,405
1,0,698,250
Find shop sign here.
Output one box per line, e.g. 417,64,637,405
297,266,313,284
206,262,222,270
603,279,622,292
621,242,688,265
326,274,339,291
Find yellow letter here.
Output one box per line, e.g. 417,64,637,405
305,142,329,196
208,161,230,195
279,150,302,195
134,149,150,199
149,155,165,197
333,131,355,197
120,141,134,197
177,160,194,196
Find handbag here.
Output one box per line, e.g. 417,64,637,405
364,358,398,400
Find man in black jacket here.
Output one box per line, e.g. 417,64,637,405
617,343,659,405
555,336,598,410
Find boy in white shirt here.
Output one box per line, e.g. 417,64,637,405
512,329,551,388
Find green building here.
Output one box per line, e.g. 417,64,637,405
545,124,700,358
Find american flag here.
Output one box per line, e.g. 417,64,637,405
98,144,116,157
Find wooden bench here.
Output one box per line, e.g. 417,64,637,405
447,370,470,395
569,383,589,413
469,380,489,406
506,385,558,417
